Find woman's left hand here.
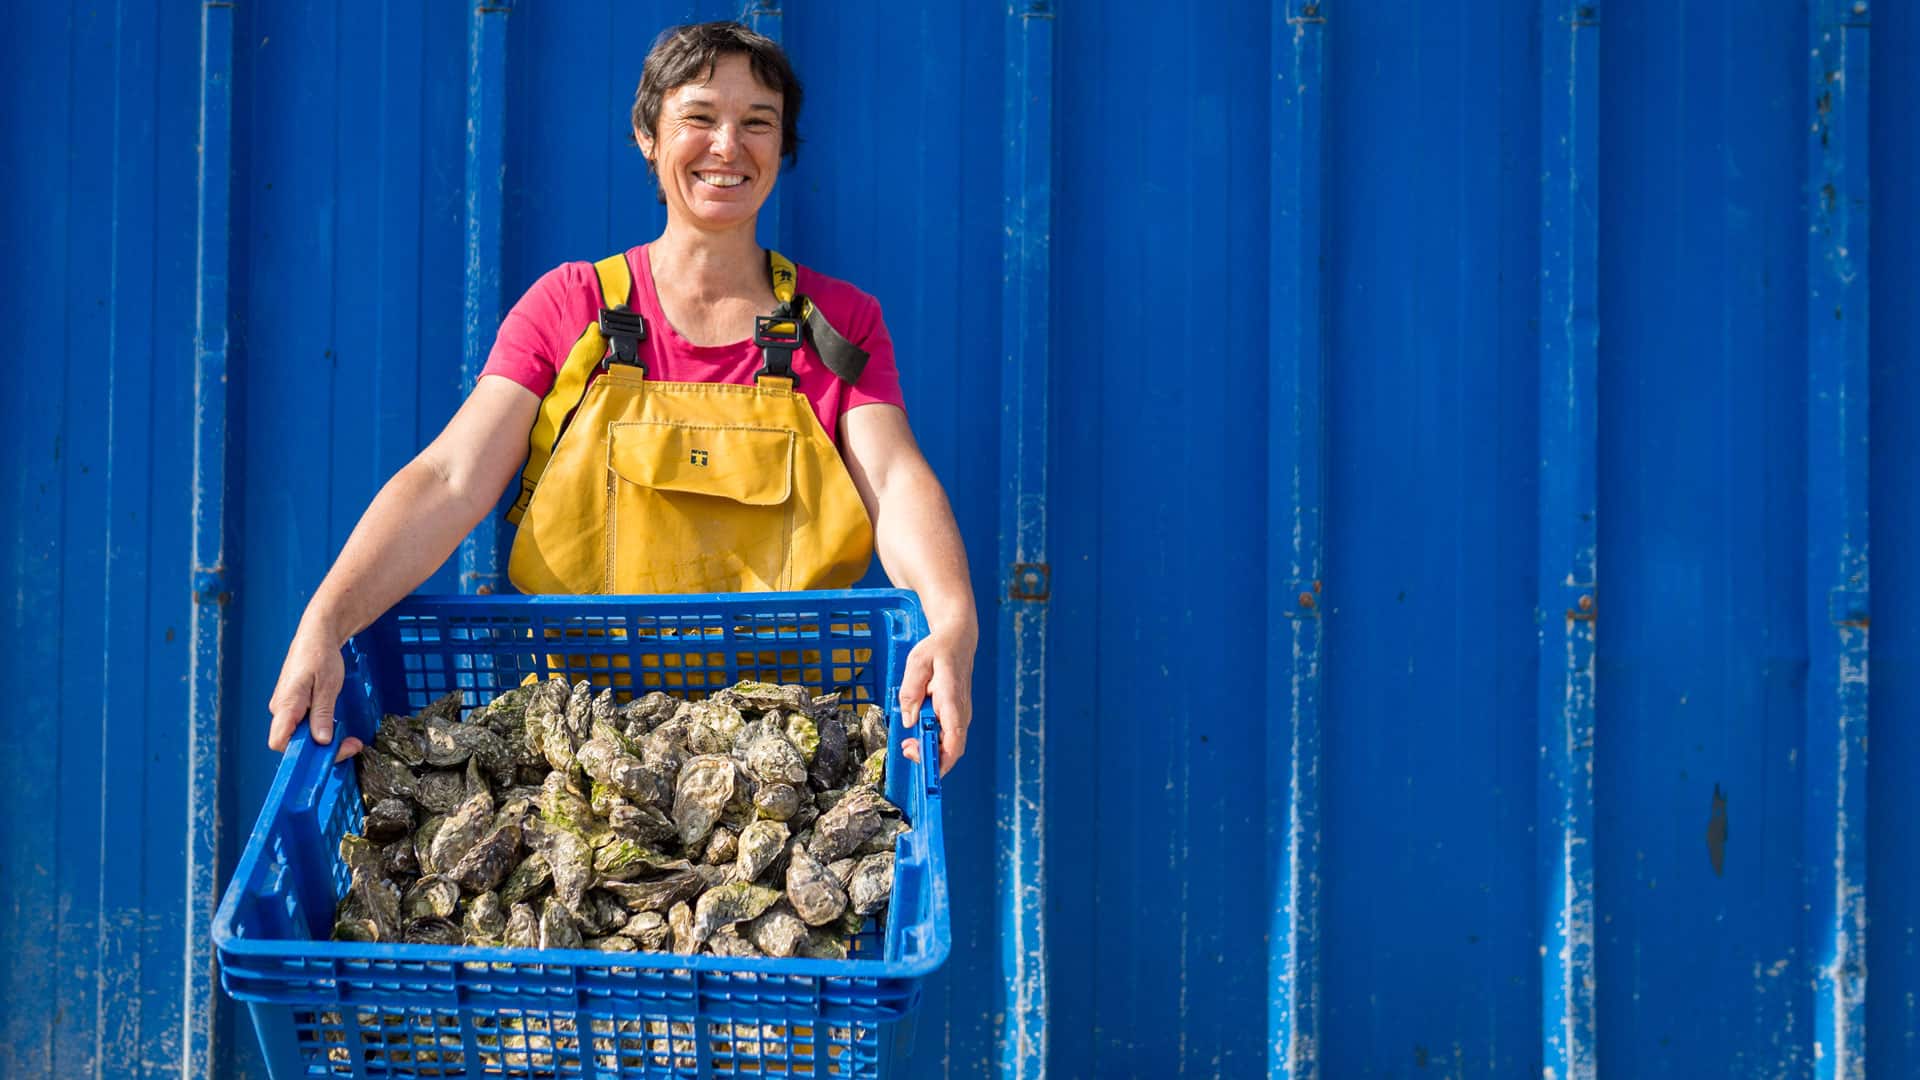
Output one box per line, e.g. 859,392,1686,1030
898,623,976,776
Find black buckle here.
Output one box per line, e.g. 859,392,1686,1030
598,306,648,370
752,314,802,350
754,313,802,380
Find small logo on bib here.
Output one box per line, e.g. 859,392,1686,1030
690,449,710,466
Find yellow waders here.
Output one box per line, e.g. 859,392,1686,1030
505,251,875,597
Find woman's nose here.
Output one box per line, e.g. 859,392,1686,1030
710,123,737,157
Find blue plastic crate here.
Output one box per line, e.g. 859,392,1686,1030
213,591,950,1079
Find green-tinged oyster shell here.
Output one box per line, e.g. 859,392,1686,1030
859,748,887,790
463,891,506,946
496,851,550,907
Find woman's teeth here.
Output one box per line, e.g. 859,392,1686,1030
696,173,744,188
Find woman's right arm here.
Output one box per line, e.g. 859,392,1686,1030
266,374,541,757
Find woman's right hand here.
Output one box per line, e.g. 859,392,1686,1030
267,618,361,761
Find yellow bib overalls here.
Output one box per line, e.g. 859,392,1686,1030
505,251,874,597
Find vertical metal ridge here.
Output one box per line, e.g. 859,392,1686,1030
1806,2,1871,1076
1266,2,1326,1077
744,0,784,253
458,0,511,594
998,3,1052,1077
186,2,235,1076
1537,2,1600,1077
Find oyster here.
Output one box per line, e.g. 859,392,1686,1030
783,840,847,927
806,712,850,793
668,901,696,954
496,851,551,907
591,935,638,953
740,722,808,787
448,816,522,895
538,896,583,950
411,769,468,816
807,788,897,864
523,818,595,914
731,820,789,885
374,713,429,767
707,924,762,957
692,882,782,946
753,782,801,822
503,902,539,948
356,747,416,806
402,875,460,921
848,853,894,915
743,903,809,958
598,870,707,913
404,917,462,945
363,797,413,843
619,910,671,951
427,777,495,873
859,749,887,790
672,755,736,848
855,705,888,763
702,827,739,866
463,891,507,946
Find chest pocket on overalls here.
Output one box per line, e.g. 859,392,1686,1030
605,420,799,594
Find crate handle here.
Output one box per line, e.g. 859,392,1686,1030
280,726,336,817
919,705,941,795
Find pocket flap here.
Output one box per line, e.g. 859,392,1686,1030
607,421,795,506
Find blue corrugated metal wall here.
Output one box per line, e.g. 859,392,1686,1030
0,3,1914,1077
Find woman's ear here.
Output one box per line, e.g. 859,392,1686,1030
634,126,653,161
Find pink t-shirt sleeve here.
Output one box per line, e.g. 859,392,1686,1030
481,262,597,397
806,273,907,415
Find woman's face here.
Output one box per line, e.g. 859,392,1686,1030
638,53,784,234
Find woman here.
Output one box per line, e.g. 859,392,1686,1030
266,22,975,775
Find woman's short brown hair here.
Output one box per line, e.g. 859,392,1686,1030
632,21,804,168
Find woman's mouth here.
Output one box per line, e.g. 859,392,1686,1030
694,172,746,188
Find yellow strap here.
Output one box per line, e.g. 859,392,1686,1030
769,249,797,305
507,253,633,525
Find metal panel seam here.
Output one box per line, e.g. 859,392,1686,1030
185,3,235,1076
458,0,511,595
1805,2,1871,1076
1536,3,1600,1077
998,3,1053,1077
1266,2,1326,1077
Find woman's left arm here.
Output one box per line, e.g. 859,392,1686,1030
840,404,978,776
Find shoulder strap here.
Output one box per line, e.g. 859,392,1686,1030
763,250,870,385
506,253,637,526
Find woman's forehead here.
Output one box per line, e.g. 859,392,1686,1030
665,56,781,109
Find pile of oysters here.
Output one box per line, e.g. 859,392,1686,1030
331,677,907,959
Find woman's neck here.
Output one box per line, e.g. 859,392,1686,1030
649,220,765,303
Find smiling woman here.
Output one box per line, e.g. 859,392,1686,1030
265,21,978,777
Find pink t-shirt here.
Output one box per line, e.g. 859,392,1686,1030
482,244,905,444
